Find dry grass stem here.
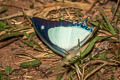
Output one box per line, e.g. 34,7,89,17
83,60,118,80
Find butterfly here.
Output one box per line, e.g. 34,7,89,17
32,17,94,57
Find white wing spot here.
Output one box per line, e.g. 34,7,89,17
41,25,45,30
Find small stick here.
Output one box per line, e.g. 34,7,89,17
0,38,18,49
83,60,118,80
86,0,98,13
111,0,120,21
75,64,81,80
65,8,72,19
0,9,38,20
22,8,33,25
84,63,106,80
0,12,23,20
81,66,85,80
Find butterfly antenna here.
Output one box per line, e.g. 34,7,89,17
81,17,88,24
77,39,80,48
77,39,82,55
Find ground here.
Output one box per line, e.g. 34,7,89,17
0,0,120,80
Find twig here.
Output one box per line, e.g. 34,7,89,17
0,30,7,36
111,0,120,21
0,38,18,49
0,12,23,20
22,9,33,25
110,59,120,64
0,32,23,41
0,1,91,20
44,1,91,11
86,0,98,13
38,6,61,18
82,66,85,80
83,60,118,80
74,64,81,80
84,63,106,80
0,3,27,10
65,8,72,19
0,9,38,20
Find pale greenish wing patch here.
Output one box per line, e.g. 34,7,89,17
48,27,91,51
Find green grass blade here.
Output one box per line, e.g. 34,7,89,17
0,6,8,14
0,21,10,31
20,61,31,68
100,9,116,35
20,59,41,68
90,21,108,30
98,53,107,60
90,21,99,27
5,66,12,75
23,32,43,50
0,72,3,80
23,32,30,38
0,32,23,41
31,59,42,67
23,40,34,47
81,36,110,58
69,74,75,80
81,36,100,58
103,22,111,31
56,72,65,80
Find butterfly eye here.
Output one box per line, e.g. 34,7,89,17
41,25,45,30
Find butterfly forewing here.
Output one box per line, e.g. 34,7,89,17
32,17,93,57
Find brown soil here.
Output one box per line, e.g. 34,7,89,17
0,0,120,80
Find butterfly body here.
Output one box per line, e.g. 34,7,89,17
32,17,94,57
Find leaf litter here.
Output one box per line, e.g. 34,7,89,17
0,0,120,80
